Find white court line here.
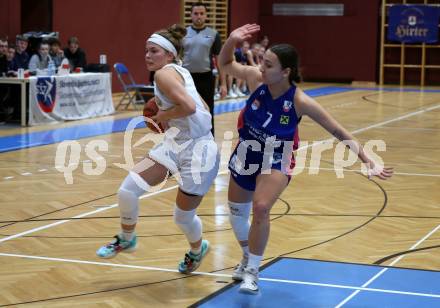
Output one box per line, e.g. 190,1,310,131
388,171,440,178
334,223,440,307
0,169,228,244
1,103,440,244
304,167,440,178
350,103,440,135
0,252,230,277
298,102,440,151
381,126,440,132
0,252,439,299
0,185,178,244
0,95,439,302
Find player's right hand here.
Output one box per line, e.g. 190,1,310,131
230,24,260,43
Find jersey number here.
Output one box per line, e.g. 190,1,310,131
262,112,272,128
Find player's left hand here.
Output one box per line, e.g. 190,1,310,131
152,110,169,131
366,160,394,180
220,85,227,99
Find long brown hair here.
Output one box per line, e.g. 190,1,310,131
155,24,187,58
270,44,301,84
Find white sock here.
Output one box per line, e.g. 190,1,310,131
247,253,262,270
121,230,135,241
190,244,202,255
242,246,249,259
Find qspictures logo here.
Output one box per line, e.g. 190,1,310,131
54,116,388,188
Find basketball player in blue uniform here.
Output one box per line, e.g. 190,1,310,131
219,24,393,294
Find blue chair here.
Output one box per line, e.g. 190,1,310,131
113,63,153,110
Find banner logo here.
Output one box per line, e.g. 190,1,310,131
408,15,417,26
388,5,439,43
36,77,57,113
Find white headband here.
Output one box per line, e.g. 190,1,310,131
147,34,177,57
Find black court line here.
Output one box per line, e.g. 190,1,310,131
374,244,440,265
0,198,289,307
0,178,392,306
275,164,389,257
188,257,283,308
0,88,408,306
2,212,440,225
0,193,116,230
188,256,440,307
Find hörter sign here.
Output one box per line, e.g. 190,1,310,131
388,5,439,43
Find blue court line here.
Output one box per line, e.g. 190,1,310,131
0,118,146,153
1,86,439,153
192,258,440,308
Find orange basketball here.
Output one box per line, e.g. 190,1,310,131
143,97,164,133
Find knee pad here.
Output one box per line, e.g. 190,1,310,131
228,201,252,242
118,172,148,226
174,205,202,243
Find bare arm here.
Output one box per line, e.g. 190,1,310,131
198,94,210,112
213,55,227,98
218,24,262,93
295,88,393,179
153,67,196,122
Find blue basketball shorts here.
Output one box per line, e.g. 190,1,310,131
228,141,295,191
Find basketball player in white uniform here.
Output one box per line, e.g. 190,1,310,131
97,24,220,274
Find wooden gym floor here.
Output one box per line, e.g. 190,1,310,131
0,83,439,307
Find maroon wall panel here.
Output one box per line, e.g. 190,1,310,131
0,0,21,41
229,0,259,39
4,0,384,85
258,0,380,82
21,0,52,33
53,0,180,92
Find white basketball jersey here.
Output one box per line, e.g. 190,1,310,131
154,63,212,139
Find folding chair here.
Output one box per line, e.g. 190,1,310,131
114,62,153,110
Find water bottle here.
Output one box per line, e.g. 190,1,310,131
48,59,56,76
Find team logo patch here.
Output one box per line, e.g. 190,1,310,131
280,115,290,125
36,77,57,113
251,99,261,110
283,100,292,112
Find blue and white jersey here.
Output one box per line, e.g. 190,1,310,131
228,83,300,191
237,84,300,154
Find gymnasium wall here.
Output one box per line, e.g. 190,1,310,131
229,0,260,34
52,0,259,92
258,0,381,83
2,0,382,86
52,0,180,92
0,0,21,41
